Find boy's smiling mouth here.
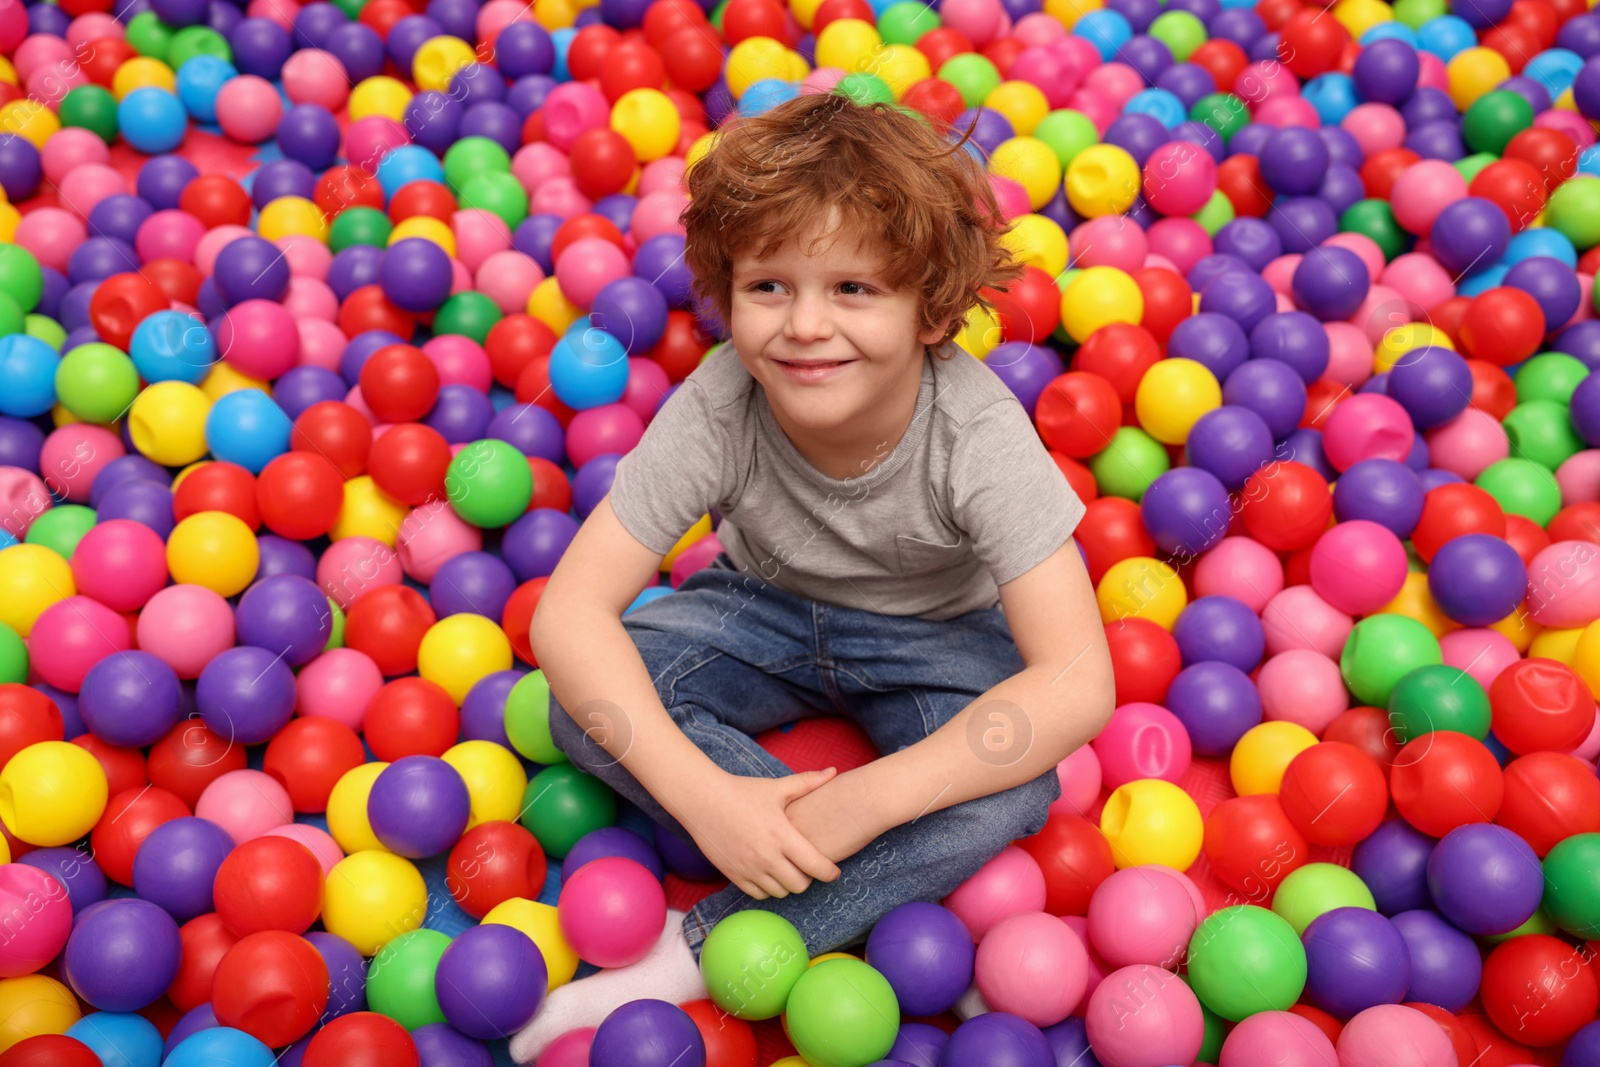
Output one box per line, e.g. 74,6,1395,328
773,358,856,384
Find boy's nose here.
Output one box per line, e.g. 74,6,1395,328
784,289,832,342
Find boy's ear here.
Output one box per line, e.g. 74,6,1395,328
918,315,953,346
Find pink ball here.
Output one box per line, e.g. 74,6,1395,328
1258,649,1349,734
1567,706,1600,762
537,1029,596,1067
1090,702,1192,791
1009,45,1078,108
1417,51,1448,91
1262,254,1302,296
619,357,671,426
282,277,339,322
317,535,402,608
0,0,30,50
452,208,512,273
1323,321,1374,387
553,237,630,309
1086,866,1197,970
939,0,1004,44
1381,253,1456,311
1322,234,1386,286
447,257,473,297
38,425,120,504
136,209,207,265
29,595,133,692
1220,1010,1338,1067
295,647,383,731
511,142,571,195
1341,103,1406,156
346,118,411,173
565,404,645,468
636,157,685,199
1236,60,1299,104
1350,285,1420,345
216,75,283,143
1156,865,1209,922
344,384,380,426
1145,218,1211,276
195,769,294,844
1262,585,1353,659
65,13,123,48
56,163,126,221
1085,964,1205,1067
137,584,236,679
26,58,87,104
1425,407,1509,480
988,173,1032,221
1309,520,1408,614
298,318,347,372
1070,89,1119,134
1535,108,1595,148
475,251,543,314
216,298,301,379
943,845,1047,941
1255,95,1320,128
557,857,666,968
1052,742,1103,816
0,467,50,539
1013,12,1067,46
478,0,532,40
1389,160,1468,236
1060,915,1112,1005
1322,393,1414,471
12,34,72,82
540,81,610,153
1194,537,1284,613
1438,628,1520,690
975,911,1089,1026
0,864,73,978
1085,62,1143,108
421,335,493,391
39,128,109,185
1557,449,1600,506
12,207,85,273
1336,1005,1456,1067
1524,539,1600,628
246,0,296,27
278,235,332,280
71,519,169,614
281,48,350,110
262,823,345,878
194,225,254,276
395,500,481,584
1073,215,1150,272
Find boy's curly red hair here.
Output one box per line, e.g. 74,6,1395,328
680,94,1027,356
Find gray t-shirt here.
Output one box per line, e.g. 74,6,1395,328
608,338,1087,621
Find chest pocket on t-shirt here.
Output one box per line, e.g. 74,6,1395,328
895,532,967,575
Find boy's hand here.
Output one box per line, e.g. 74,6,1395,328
671,768,844,900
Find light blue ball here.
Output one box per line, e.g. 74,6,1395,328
175,55,237,124
163,1027,277,1067
550,27,577,83
548,321,629,409
1361,22,1418,46
1124,88,1187,128
1525,48,1583,99
67,1012,163,1067
376,144,448,202
205,388,293,473
1504,227,1578,268
0,531,16,549
1457,263,1509,297
0,334,60,417
129,309,213,384
1579,143,1600,179
1303,72,1359,124
1416,15,1476,60
1075,9,1133,60
117,88,188,154
740,78,801,118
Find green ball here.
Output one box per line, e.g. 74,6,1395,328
1515,352,1587,405
443,137,512,193
1192,190,1235,236
1483,907,1558,944
367,928,450,1030
125,12,174,59
25,506,98,560
1462,91,1534,156
709,0,728,31
58,86,119,145
1502,400,1585,471
1088,426,1171,503
1191,93,1250,142
0,622,26,685
459,171,528,230
784,959,899,1067
1386,664,1490,742
1148,9,1206,59
878,1,940,44
937,53,1001,108
519,763,616,858
325,599,345,651
25,315,66,351
433,291,503,346
329,206,392,252
0,246,43,313
503,671,567,764
1452,152,1498,185
0,293,22,339
1546,176,1600,251
1340,613,1442,707
1186,905,1307,1021
1271,863,1375,936
700,910,809,1020
834,71,894,107
168,27,231,67
56,343,140,425
331,0,365,18
446,439,533,528
1340,200,1411,261
1033,109,1098,168
1542,832,1600,939
1475,457,1562,525
1183,973,1228,1063
1393,0,1447,27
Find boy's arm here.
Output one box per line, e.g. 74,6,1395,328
787,539,1114,862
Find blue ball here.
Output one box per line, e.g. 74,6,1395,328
375,144,447,202
1504,227,1577,267
548,322,630,409
67,1012,164,1067
739,77,800,117
1303,72,1359,124
1416,14,1476,60
129,309,214,384
0,334,59,417
118,89,189,154
205,388,293,473
1076,9,1133,59
164,1027,277,1067
175,56,237,124
1123,88,1187,128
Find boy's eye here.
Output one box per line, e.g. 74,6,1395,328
745,281,874,295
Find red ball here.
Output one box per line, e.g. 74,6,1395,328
1257,0,1304,30
147,720,249,810
292,401,373,480
0,1036,102,1067
367,423,451,506
72,733,147,799
168,911,240,1013
257,452,345,541
173,461,260,529
598,38,665,100
263,716,367,814
212,931,330,1047
1076,497,1158,585
514,355,575,428
1321,706,1401,779
915,27,975,71
1131,269,1192,344
1502,513,1552,567
445,820,549,919
90,785,190,886
1360,148,1421,200
1240,461,1333,551
1411,483,1506,563
179,174,252,229
901,77,968,131
1016,811,1116,916
1496,751,1600,857
1459,288,1546,366
76,37,137,85
1548,502,1600,544
1218,155,1275,217
1278,741,1388,847
566,24,621,81
1480,935,1599,1047
679,998,758,1067
1076,323,1163,404
570,128,639,200
345,586,437,678
1468,159,1548,230
1488,657,1594,755
1301,378,1347,432
550,214,625,262
502,578,546,666
1505,0,1559,48
359,344,440,425
648,309,716,383
984,265,1061,346
486,314,557,389
1455,1013,1541,1067
90,272,169,352
387,181,456,225
143,258,203,305
315,167,386,217
528,456,572,514
1035,372,1122,459
1278,9,1349,76
303,1012,420,1067
1504,127,1577,192
1053,452,1098,505
660,24,724,92
1190,38,1248,92
1481,20,1541,72
0,684,63,769
339,285,417,340
643,0,707,47
1103,617,1182,706
363,677,460,760
1390,731,1504,837
812,0,875,32
1202,794,1309,899
722,0,788,42
213,836,324,937
356,0,410,33
1465,359,1518,419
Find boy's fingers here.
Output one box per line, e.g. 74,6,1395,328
778,767,837,802
787,835,841,884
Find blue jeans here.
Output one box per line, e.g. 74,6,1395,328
548,553,1061,961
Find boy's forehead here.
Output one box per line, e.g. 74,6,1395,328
736,228,893,271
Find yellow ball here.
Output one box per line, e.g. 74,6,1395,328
955,301,1005,359
873,43,931,99
331,475,408,548
809,951,861,967
529,275,583,333
1062,265,1143,343
725,37,793,98
0,203,17,243
0,101,59,150
0,544,75,638
349,75,414,122
327,762,390,854
1447,47,1512,110
1066,143,1140,218
1331,0,1393,38
1134,357,1222,445
111,57,177,99
200,362,271,402
0,975,81,1052
1230,721,1319,795
129,381,211,465
984,81,1051,137
323,850,428,956
418,614,514,704
684,131,719,178
484,898,580,989
167,511,259,598
663,517,713,573
815,18,883,72
1045,0,1101,28
1530,626,1584,666
1488,608,1538,653
0,741,108,846
1377,572,1459,639
387,214,458,257
0,57,14,86
999,213,1069,277
989,137,1062,211
611,88,680,163
533,0,580,30
442,740,529,828
413,35,478,92
1099,779,1202,870
1097,556,1187,629
257,196,329,243
1373,323,1452,374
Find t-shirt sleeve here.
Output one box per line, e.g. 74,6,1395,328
949,397,1087,586
607,378,732,556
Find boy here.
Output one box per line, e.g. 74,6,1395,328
512,92,1114,1060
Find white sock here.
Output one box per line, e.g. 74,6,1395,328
953,982,991,1021
510,909,708,1064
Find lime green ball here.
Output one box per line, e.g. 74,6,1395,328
1475,457,1562,525
1192,190,1235,236
56,344,140,425
1542,833,1600,939
1149,10,1207,59
325,599,345,651
0,245,43,314
25,506,98,560
1386,664,1491,742
701,911,809,1020
25,315,66,351
1394,0,1447,27
1340,200,1411,261
1088,426,1171,502
367,928,450,1030
834,71,895,106
709,0,728,31
1340,613,1442,707
937,53,1002,108
1462,91,1534,156
519,764,617,858
1191,92,1250,141
1502,400,1585,471
1186,906,1308,1021
446,440,533,528
329,206,392,251
458,171,528,230
1483,907,1558,944
433,291,503,346
1546,176,1600,251
1452,152,1498,185
1515,352,1587,405
169,26,231,67
1271,863,1376,936
443,137,512,193
503,671,567,764
0,622,26,685
58,86,119,145
878,1,940,44
125,12,174,60
784,959,899,1067
1033,109,1099,168
0,293,22,339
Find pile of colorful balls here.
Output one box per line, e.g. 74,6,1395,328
2,0,1600,1057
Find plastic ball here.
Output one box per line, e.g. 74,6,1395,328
0,741,107,846
321,850,428,956
1099,778,1203,870
61,897,181,1012
1087,865,1197,970
1085,963,1205,1066
434,923,546,1039
1390,730,1504,837
367,756,471,858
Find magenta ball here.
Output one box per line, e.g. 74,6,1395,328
1086,866,1198,970
1089,702,1192,790
974,911,1089,1027
1307,519,1409,615
28,595,134,692
0,864,73,977
1219,1010,1338,1067
71,518,169,612
1085,964,1205,1067
556,857,666,968
1335,1005,1456,1067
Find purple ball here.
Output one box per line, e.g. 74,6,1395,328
1331,458,1425,537
592,194,637,237
275,366,349,420
1249,311,1330,383
1430,198,1510,277
1260,126,1330,195
307,931,369,1019
276,105,342,170
325,20,385,80
1320,167,1367,217
328,245,386,302
1214,217,1283,271
0,417,42,473
487,402,566,464
1426,823,1543,935
573,453,622,519
413,1023,495,1067
425,384,495,444
1122,35,1173,82
369,756,472,858
1164,660,1263,756
430,551,517,620
435,923,547,1038
888,1022,949,1067
632,234,694,307
230,16,292,77
381,237,454,312
865,902,975,1017
0,134,41,201
87,194,154,246
589,1000,705,1067
427,0,478,38
652,821,719,880
1352,38,1419,104
1230,122,1274,156
1405,120,1465,162
1172,119,1226,163
132,817,235,923
1319,126,1365,168
1426,532,1528,627
1292,246,1371,321
196,645,297,744
252,159,316,208
35,681,83,741
1304,907,1412,1018
17,846,108,915
1104,113,1169,166
387,14,445,67
1572,370,1600,446
954,108,1015,158
340,329,404,385
257,535,318,582
986,342,1065,417
1558,319,1600,369
236,574,333,666
1042,1016,1103,1067
460,101,524,155
214,235,291,304
1401,87,1459,127
514,214,563,272
1172,596,1264,671
1141,467,1232,556
98,479,175,538
507,74,558,119
78,650,183,747
1199,270,1277,331
449,61,506,105
941,1013,1053,1067
1505,256,1582,329
1417,468,1464,491
1267,197,1339,253
562,826,665,883
405,91,465,155
1390,909,1481,1013
1386,345,1471,429
62,898,182,1012
1185,404,1275,490
1108,0,1159,30
1208,7,1263,46
1352,819,1436,915
1168,312,1250,380
1157,62,1215,108
503,508,580,583
591,277,670,355
1565,1021,1600,1067
89,456,168,508
1223,358,1308,439
495,21,555,77
68,237,139,285
460,669,523,748
1453,0,1509,28
293,2,347,47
